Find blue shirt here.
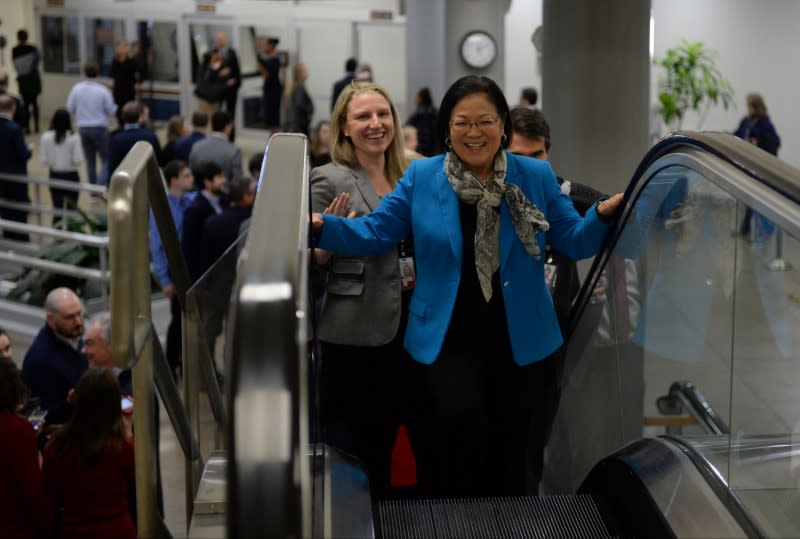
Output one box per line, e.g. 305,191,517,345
149,190,196,287
66,79,116,127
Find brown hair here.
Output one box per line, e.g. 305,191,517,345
746,93,768,118
329,81,408,186
0,356,25,413
51,367,126,467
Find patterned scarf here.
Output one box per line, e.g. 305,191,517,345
445,151,549,301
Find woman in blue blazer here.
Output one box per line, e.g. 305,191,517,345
313,76,623,497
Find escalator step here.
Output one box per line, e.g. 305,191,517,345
374,495,616,538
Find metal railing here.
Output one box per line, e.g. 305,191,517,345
0,171,106,224
0,172,111,306
108,141,225,537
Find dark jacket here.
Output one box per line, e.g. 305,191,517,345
547,177,605,336
109,126,163,177
0,116,32,175
203,205,252,267
182,193,221,283
174,131,205,163
331,72,355,111
21,324,87,425
734,114,781,155
287,84,314,136
407,104,439,156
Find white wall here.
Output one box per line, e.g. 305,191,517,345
504,0,542,105
503,0,800,169
652,0,800,168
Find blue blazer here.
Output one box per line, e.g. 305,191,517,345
319,152,612,366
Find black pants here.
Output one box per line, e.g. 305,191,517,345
0,179,29,241
223,90,238,120
166,296,182,379
406,346,563,498
319,339,417,500
49,169,80,212
20,91,39,133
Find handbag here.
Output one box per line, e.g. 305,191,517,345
194,78,226,102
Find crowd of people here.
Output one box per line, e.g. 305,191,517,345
0,22,788,535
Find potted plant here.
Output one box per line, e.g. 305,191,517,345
654,40,734,131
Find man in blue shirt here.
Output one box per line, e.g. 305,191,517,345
149,160,194,379
66,62,116,186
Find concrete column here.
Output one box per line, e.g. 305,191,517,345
542,0,651,195
406,0,507,109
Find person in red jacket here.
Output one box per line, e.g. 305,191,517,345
43,367,135,539
0,355,51,539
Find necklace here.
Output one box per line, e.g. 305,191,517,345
478,172,493,187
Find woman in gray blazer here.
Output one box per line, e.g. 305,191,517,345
310,81,414,499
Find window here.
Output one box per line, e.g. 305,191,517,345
85,18,124,77
41,15,80,74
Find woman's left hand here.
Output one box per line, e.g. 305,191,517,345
597,193,624,219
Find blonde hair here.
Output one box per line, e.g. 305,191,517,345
284,63,306,98
746,93,767,118
329,81,408,186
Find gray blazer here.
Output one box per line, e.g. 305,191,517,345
310,163,401,346
189,133,243,183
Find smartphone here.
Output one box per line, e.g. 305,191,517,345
121,396,134,415
28,409,47,431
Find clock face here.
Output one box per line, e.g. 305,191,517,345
460,31,497,70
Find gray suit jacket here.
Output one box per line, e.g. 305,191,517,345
188,133,243,183
310,163,401,346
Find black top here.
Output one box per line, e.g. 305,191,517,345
407,104,439,157
110,57,139,105
11,43,41,97
442,201,513,359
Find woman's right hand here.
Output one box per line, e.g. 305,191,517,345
311,193,356,233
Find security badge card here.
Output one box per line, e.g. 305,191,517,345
399,256,416,290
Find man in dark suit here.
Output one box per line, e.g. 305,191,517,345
182,160,227,284
214,31,241,118
21,287,87,425
0,71,29,131
201,176,255,348
0,94,32,242
331,57,357,111
108,100,162,176
174,111,208,162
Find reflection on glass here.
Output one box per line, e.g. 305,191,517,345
85,18,125,77
41,16,80,74
137,20,179,83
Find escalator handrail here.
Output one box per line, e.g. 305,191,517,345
669,381,730,435
225,133,311,539
567,130,800,337
661,435,765,539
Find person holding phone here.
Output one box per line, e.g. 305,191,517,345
0,357,52,538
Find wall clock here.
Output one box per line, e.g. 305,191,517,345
460,30,497,70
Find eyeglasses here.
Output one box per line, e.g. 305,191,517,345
449,117,500,132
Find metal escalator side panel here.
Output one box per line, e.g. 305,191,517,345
226,134,311,539
579,437,751,539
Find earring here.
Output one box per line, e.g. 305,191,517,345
445,137,452,149
501,133,507,144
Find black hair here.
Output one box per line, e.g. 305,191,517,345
191,111,209,128
509,107,551,152
436,75,512,150
163,160,188,186
17,29,28,43
193,161,223,190
248,152,264,177
417,87,434,107
84,62,99,78
345,57,358,73
50,108,73,144
211,110,231,133
228,177,253,205
0,357,25,413
520,87,538,106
